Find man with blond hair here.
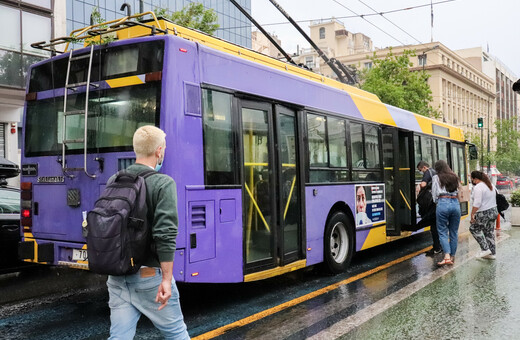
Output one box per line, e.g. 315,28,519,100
106,125,189,339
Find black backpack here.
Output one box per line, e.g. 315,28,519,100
85,170,156,275
496,189,509,218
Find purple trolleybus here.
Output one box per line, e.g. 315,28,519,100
18,13,470,283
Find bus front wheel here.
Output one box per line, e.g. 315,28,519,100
324,212,354,274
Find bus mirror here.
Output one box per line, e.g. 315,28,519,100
468,145,478,160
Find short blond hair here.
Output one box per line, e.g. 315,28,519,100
133,125,166,158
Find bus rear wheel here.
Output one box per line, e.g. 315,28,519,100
324,212,354,274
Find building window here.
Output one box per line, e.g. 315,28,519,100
364,62,372,69
305,56,314,69
418,54,427,67
0,3,50,88
319,27,325,39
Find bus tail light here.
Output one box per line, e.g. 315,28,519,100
21,182,33,232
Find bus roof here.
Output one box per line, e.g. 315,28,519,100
34,11,465,142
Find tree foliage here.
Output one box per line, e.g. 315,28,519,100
155,3,219,35
493,118,520,175
359,49,439,118
466,118,520,175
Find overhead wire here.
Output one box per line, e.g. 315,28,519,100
356,0,423,45
330,0,406,45
218,0,456,32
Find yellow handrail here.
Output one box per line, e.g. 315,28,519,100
244,183,270,233
283,176,296,219
399,190,412,210
386,199,395,212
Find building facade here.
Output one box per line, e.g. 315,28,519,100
65,0,252,48
0,0,53,185
456,47,519,127
292,19,372,76
251,31,282,59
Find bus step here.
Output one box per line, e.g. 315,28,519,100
58,260,89,270
66,81,88,88
70,54,90,61
63,110,85,116
63,167,85,171
63,138,84,144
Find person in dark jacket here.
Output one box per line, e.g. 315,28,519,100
416,161,441,256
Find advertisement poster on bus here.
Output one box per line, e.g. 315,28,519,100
355,184,385,227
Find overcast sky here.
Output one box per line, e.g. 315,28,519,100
250,0,520,78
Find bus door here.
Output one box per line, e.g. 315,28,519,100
382,128,414,235
239,100,303,273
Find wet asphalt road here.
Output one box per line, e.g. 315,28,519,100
0,233,433,339
0,207,517,339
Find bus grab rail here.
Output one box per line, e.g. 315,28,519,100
30,11,167,53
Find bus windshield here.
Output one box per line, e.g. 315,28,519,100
25,83,160,157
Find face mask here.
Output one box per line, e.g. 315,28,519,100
154,153,164,172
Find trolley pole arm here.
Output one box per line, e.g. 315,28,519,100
267,0,355,84
229,0,296,66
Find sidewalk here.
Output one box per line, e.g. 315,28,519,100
318,209,520,339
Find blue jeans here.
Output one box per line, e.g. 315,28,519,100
436,197,461,256
107,268,189,340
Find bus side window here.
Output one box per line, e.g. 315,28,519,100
202,89,237,185
350,122,364,169
307,114,328,168
414,135,422,181
421,136,433,166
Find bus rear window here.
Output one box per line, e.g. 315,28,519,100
25,83,160,157
105,47,139,77
28,40,164,92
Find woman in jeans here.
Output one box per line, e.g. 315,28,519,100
431,160,461,266
469,171,498,260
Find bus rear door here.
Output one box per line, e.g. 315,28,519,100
239,100,304,275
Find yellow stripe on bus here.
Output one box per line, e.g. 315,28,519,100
361,225,387,250
106,75,145,88
244,260,306,282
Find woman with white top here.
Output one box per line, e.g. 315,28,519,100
469,170,498,260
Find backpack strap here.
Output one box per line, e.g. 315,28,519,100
138,169,159,179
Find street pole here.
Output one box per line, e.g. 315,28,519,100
481,123,484,171
487,99,491,172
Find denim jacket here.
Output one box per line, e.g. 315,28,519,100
431,175,458,203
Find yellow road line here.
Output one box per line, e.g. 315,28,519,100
192,246,432,340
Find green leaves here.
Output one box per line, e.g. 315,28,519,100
155,3,219,35
359,49,439,118
493,118,520,174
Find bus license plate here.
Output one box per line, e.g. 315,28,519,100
72,249,88,261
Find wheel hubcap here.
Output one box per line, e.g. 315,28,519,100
330,222,348,263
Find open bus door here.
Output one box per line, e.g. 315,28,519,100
382,127,415,236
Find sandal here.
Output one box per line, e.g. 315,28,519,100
437,258,453,266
